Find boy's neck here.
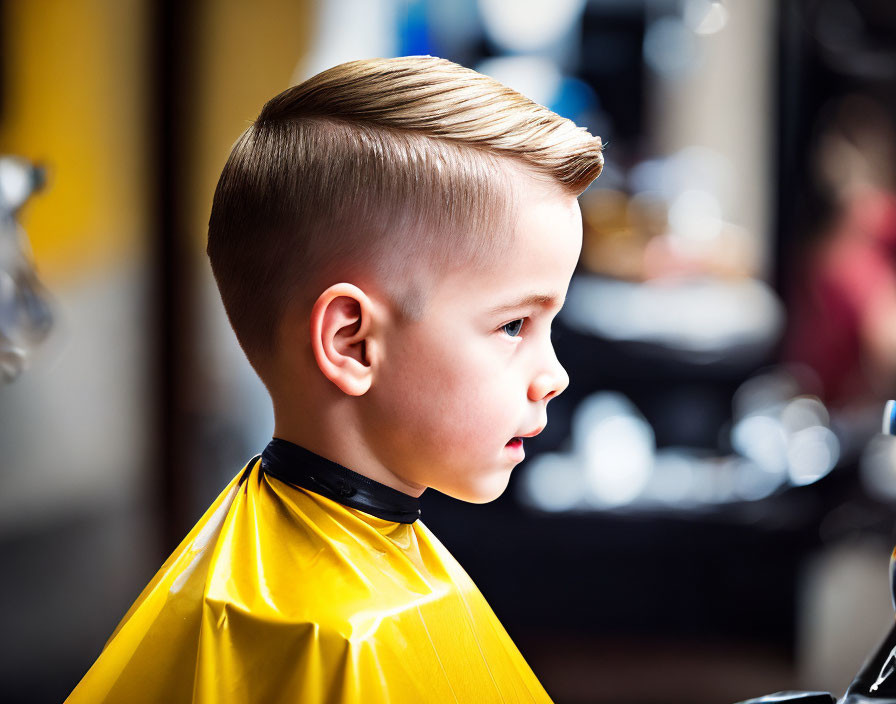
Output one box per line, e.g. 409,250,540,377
272,405,427,499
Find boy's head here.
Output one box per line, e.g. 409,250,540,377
208,56,603,502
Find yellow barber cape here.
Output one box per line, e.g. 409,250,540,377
65,448,552,703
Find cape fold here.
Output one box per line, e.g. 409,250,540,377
65,456,553,703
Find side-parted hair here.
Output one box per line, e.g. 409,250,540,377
207,55,603,376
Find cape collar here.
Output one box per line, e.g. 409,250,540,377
260,438,422,524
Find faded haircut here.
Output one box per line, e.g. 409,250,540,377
207,55,603,375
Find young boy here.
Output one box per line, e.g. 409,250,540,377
66,55,603,703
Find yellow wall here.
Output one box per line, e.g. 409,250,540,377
0,0,149,287
0,0,312,286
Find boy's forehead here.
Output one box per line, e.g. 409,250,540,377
436,240,578,313
440,182,581,311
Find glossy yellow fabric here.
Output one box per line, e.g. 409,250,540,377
66,457,552,703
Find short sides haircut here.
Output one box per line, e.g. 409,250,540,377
207,56,603,376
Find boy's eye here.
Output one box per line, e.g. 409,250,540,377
502,319,524,337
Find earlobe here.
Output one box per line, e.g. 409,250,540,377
310,283,375,396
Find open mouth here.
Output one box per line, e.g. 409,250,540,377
506,437,523,448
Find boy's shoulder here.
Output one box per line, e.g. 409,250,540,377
67,458,552,704
196,460,449,631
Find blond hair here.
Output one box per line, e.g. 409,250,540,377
207,56,603,376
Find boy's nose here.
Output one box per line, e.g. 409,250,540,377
528,360,569,403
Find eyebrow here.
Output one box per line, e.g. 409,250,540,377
486,293,565,316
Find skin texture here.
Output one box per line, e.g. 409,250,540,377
271,167,583,503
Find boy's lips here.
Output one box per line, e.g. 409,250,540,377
505,437,525,460
516,426,545,440
504,426,544,459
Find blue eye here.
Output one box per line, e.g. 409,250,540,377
502,319,524,337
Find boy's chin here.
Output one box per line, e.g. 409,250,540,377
437,475,511,505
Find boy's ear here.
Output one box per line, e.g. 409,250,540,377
309,283,377,396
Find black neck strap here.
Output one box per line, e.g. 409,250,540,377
260,438,422,524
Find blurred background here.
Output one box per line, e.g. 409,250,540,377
2,0,896,702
